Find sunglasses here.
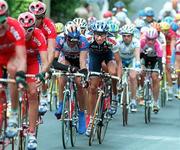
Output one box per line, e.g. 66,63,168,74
122,34,132,38
147,37,156,41
67,36,79,42
94,32,107,37
24,26,34,33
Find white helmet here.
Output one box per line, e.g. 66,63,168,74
73,17,87,29
120,24,135,35
146,27,158,39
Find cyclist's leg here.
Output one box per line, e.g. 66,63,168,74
5,55,21,137
175,52,180,98
55,58,69,119
152,58,162,111
106,51,118,115
86,52,101,136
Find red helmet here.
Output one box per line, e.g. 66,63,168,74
29,1,46,17
103,11,113,18
0,0,8,16
18,12,36,28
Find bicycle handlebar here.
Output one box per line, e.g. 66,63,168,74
88,71,120,81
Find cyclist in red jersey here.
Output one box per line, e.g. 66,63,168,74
18,12,49,150
0,0,27,138
29,1,57,114
160,22,176,100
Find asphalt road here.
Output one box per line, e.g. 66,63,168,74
34,98,180,150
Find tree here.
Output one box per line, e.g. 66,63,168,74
6,0,34,19
51,0,82,23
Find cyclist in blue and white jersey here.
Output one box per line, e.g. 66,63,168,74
112,24,141,112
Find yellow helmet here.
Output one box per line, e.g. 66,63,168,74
160,22,170,31
55,22,64,34
175,13,180,21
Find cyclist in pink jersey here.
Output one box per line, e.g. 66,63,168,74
0,0,27,138
18,12,49,150
29,1,57,115
140,27,163,113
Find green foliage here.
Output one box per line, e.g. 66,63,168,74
6,0,34,19
109,0,132,9
51,0,82,23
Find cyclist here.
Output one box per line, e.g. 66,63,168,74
113,24,141,112
54,21,89,134
160,21,176,100
29,1,57,115
175,39,180,99
18,12,49,150
144,7,156,27
0,0,27,138
55,22,64,35
140,27,163,113
86,20,122,136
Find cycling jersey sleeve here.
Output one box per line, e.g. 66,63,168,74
55,36,64,52
79,36,89,51
34,28,47,51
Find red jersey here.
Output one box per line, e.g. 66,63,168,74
0,17,25,55
26,28,47,64
38,17,56,39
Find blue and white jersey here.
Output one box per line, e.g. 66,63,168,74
113,37,140,60
55,34,89,58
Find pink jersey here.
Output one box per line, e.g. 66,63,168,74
38,17,56,39
0,17,25,55
26,28,47,63
140,38,163,57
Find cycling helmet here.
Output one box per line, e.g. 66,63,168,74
0,0,8,16
134,19,146,29
18,12,36,28
120,24,135,35
171,22,179,32
107,21,119,33
175,13,180,22
138,10,146,17
144,7,155,17
103,11,113,18
29,1,46,18
162,16,174,25
73,17,87,29
55,22,64,33
92,20,109,33
160,22,171,31
146,27,158,39
64,21,80,40
151,22,161,32
114,1,125,8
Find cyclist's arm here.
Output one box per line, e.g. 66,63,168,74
114,52,122,78
15,45,27,72
79,50,88,69
40,51,49,72
47,38,56,67
134,47,140,63
52,51,69,71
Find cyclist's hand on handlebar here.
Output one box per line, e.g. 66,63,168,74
35,72,46,87
68,66,79,73
15,71,27,90
78,68,88,75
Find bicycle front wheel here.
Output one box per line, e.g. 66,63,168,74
70,93,78,147
62,93,70,149
121,85,128,126
89,92,103,146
